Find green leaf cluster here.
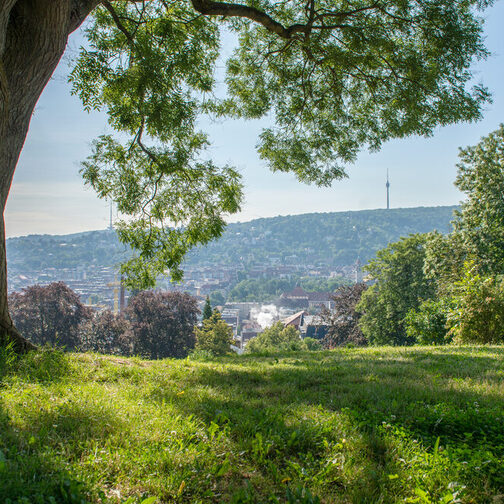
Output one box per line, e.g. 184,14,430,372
195,310,234,356
202,295,213,320
224,0,489,183
246,321,305,352
367,126,504,345
446,261,504,344
453,124,504,275
357,234,436,345
70,1,242,286
405,298,453,345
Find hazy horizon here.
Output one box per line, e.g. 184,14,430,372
6,203,459,240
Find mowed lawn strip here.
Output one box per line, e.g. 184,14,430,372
0,346,503,503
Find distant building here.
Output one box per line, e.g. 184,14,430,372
220,308,240,337
280,287,334,310
299,315,328,340
240,320,262,348
282,310,309,331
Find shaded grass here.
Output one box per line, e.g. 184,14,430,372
0,346,503,503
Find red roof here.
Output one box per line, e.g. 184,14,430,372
282,287,308,298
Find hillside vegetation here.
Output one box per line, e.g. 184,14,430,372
6,206,456,272
1,346,503,503
186,206,457,268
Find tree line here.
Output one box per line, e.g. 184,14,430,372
8,285,233,360
325,126,504,347
8,126,504,355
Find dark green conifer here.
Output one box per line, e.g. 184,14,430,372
202,296,213,320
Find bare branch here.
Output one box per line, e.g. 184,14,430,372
190,0,310,39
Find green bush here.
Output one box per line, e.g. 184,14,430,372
405,298,453,345
194,311,234,356
246,322,305,353
447,263,504,344
303,337,322,351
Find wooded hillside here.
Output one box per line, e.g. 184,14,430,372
6,206,457,274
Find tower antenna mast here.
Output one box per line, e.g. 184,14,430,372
109,200,113,230
386,169,390,210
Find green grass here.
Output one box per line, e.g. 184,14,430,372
1,346,503,503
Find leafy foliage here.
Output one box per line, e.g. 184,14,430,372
452,124,504,275
447,262,504,344
320,283,367,348
195,310,234,356
423,231,467,295
202,296,213,320
8,282,92,350
224,0,489,177
405,298,453,345
302,337,322,351
68,0,490,287
246,321,305,353
125,290,199,359
70,1,242,286
421,127,504,344
424,126,504,293
209,290,226,307
357,234,436,345
79,310,132,356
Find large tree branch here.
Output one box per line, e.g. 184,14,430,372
69,0,101,32
102,0,135,45
190,0,310,38
190,0,381,39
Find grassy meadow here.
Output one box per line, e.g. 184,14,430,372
0,346,503,503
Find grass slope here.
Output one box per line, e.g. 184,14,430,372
1,347,503,503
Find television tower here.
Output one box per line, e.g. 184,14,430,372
386,169,390,210
108,201,113,230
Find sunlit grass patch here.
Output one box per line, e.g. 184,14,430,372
1,346,503,503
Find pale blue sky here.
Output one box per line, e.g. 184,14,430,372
5,2,504,237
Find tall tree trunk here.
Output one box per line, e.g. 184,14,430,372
0,216,35,351
0,0,97,352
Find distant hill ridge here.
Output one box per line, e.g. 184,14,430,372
7,206,458,273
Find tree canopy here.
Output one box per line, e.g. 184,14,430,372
424,125,504,290
68,0,492,288
125,290,199,358
357,233,436,345
8,282,92,349
246,321,304,352
453,125,504,275
195,309,234,355
320,283,367,347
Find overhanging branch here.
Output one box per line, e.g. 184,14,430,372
190,0,310,39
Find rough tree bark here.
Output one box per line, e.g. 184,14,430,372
0,0,98,352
